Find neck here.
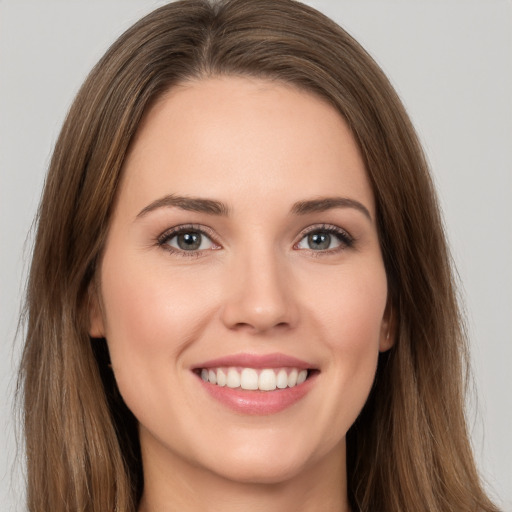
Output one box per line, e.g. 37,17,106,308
138,440,350,512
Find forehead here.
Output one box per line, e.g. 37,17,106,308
118,76,374,217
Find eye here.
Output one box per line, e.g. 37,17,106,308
296,226,353,252
158,226,219,254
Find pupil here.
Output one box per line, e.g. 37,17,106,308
178,232,201,250
308,232,330,250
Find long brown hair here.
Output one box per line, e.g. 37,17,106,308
19,0,499,510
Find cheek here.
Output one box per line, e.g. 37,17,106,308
330,272,386,378
98,251,217,397
305,263,387,429
308,260,388,348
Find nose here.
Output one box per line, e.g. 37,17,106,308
220,249,299,334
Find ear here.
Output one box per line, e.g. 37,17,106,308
88,282,105,338
379,300,396,352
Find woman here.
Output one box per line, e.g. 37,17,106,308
18,0,500,510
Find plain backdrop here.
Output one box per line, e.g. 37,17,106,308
1,0,511,510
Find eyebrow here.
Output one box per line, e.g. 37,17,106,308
136,194,371,221
136,194,230,218
291,197,372,221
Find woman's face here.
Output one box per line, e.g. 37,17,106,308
90,76,391,487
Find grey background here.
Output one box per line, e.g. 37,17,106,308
1,0,511,509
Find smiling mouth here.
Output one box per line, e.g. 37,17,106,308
195,367,315,392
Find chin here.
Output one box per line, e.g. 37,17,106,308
194,434,339,487
209,456,311,486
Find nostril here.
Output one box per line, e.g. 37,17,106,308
229,320,291,334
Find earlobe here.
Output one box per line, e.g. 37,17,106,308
379,301,396,352
88,283,105,338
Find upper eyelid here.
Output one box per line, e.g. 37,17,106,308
157,224,218,243
297,223,352,238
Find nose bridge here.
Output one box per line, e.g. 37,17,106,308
221,239,297,332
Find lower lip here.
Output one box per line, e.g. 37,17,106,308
196,372,317,415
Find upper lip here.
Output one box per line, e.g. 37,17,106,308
193,352,315,370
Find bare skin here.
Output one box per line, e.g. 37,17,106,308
90,76,392,512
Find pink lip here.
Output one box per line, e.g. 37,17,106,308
192,352,318,415
193,352,314,370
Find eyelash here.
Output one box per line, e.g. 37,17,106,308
157,224,219,258
293,224,355,258
156,223,355,257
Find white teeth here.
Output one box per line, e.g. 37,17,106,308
276,369,288,389
226,368,241,388
259,369,277,391
216,368,227,387
240,368,259,390
200,367,310,391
